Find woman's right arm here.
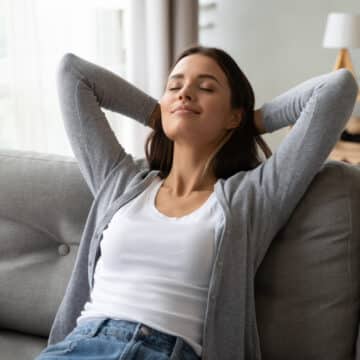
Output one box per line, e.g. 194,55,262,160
149,102,161,130
57,53,158,197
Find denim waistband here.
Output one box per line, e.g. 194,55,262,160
72,317,199,359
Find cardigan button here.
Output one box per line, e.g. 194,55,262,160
58,244,70,256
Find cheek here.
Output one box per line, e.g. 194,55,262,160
203,101,228,125
158,96,175,133
206,98,226,113
159,93,173,112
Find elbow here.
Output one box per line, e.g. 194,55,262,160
56,53,84,96
56,53,78,81
334,68,359,104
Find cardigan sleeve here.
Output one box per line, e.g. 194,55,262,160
238,69,358,270
56,53,158,197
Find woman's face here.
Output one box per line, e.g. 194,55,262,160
159,54,242,148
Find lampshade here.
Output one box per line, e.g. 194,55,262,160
322,12,360,48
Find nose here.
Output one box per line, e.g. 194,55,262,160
177,85,194,101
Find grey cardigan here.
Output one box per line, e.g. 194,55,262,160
48,53,358,360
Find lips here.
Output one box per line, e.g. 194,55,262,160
171,104,201,114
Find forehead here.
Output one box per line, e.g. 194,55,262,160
169,54,227,84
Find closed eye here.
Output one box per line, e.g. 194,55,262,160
169,87,213,92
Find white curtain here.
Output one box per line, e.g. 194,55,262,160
126,0,199,158
0,0,198,159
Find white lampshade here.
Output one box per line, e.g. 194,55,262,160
323,12,360,48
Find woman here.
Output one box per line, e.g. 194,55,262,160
35,46,358,360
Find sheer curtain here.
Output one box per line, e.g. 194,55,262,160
0,0,198,159
126,0,199,159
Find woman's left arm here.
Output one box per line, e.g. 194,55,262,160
253,109,267,134
234,69,358,270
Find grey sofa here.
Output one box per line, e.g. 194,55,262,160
0,148,359,360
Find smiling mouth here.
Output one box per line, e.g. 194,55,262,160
173,109,200,115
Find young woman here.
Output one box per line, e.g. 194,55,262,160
35,46,358,360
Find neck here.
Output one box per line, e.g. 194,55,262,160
162,141,219,197
162,167,216,198
163,176,216,197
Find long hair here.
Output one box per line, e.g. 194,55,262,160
144,45,272,181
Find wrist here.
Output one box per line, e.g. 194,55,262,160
254,109,267,134
149,103,161,129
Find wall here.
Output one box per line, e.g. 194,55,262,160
199,0,360,151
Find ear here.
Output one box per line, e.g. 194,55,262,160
226,108,244,130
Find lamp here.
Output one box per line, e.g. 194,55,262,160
323,12,360,158
322,13,360,97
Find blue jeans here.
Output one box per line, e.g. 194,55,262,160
35,318,201,360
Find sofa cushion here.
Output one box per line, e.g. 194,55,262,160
0,330,47,360
255,160,360,359
0,149,93,338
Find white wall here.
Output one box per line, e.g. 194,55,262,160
199,0,360,151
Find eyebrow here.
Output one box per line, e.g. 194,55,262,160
168,73,221,85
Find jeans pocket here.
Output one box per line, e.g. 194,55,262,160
40,338,79,357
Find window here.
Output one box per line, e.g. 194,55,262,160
0,0,130,156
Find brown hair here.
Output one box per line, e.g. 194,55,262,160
144,45,272,181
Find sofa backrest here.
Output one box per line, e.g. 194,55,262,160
0,149,93,338
255,160,360,359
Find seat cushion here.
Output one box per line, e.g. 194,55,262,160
0,330,47,360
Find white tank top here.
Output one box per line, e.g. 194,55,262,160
76,175,219,356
